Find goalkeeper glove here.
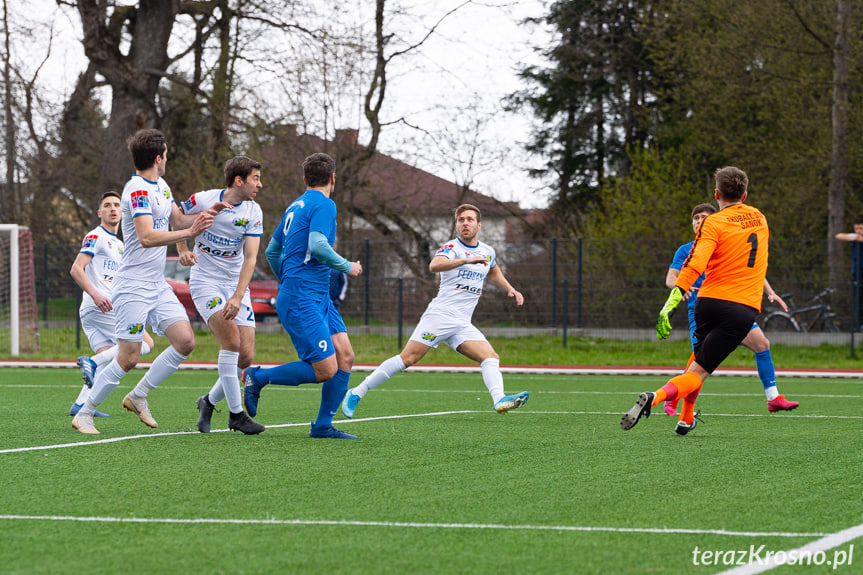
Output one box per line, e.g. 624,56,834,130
656,287,684,340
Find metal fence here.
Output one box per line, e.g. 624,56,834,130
5,237,861,356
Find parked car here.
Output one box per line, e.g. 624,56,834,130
164,256,279,320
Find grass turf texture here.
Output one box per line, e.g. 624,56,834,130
1,369,861,574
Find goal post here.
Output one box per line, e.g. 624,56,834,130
0,224,39,356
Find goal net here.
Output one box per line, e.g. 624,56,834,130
0,225,39,356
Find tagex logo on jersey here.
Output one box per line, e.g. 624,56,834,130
232,218,249,227
126,323,144,335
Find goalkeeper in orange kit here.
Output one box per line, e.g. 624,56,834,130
621,166,770,435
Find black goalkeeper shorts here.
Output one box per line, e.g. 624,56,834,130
692,297,759,374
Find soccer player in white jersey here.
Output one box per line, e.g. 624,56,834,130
72,129,227,435
180,156,265,435
69,191,155,418
341,203,529,419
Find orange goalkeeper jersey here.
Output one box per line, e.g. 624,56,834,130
676,203,769,311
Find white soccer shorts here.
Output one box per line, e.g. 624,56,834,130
190,281,255,327
112,276,188,341
409,311,488,350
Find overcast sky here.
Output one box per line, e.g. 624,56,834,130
26,0,553,210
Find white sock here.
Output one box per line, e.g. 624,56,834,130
355,355,406,398
132,346,186,398
140,341,152,356
73,384,90,405
92,345,118,367
481,357,505,404
207,368,245,405
218,350,242,412
764,385,779,401
82,358,126,415
208,379,225,405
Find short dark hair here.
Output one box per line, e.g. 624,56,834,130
100,191,121,203
303,153,336,188
224,156,262,188
854,215,863,226
127,129,167,171
714,166,749,201
691,203,716,218
455,203,481,222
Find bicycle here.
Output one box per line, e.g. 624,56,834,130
762,287,841,333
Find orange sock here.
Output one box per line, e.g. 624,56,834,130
679,379,703,425
673,372,702,398
680,399,695,425
652,372,701,407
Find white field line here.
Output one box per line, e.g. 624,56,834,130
2,361,862,378
2,383,862,401
0,411,475,454
0,513,828,539
716,522,863,574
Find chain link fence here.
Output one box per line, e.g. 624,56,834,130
4,236,856,358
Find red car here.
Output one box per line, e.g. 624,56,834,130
164,256,279,320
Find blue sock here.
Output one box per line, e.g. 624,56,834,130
257,361,317,386
755,350,776,389
313,369,350,429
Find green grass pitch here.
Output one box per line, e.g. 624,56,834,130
0,368,861,574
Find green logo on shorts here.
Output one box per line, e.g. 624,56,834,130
207,297,223,309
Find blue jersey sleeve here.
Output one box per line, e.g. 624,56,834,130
670,242,693,272
266,236,282,278
308,231,352,273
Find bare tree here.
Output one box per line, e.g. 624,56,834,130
1,0,17,221
73,0,179,188
337,0,476,277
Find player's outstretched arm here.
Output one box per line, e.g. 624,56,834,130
428,254,487,273
308,231,356,276
763,278,788,312
137,209,213,248
487,266,524,306
170,201,232,231
835,232,861,242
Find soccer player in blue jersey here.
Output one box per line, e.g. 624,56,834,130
72,129,227,435
242,152,363,439
662,203,798,416
340,203,529,419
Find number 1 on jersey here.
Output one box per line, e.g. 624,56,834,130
746,233,757,268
